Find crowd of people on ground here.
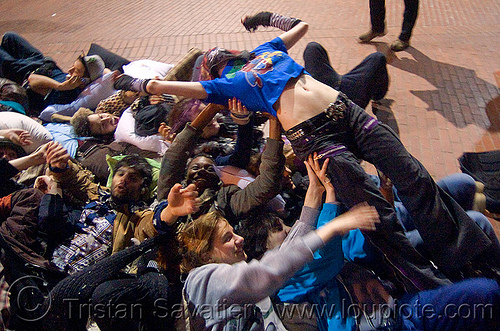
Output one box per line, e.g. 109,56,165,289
0,8,499,331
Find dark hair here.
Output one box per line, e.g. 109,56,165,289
0,78,28,109
0,137,26,158
238,212,285,261
167,98,203,134
114,154,153,189
186,152,216,169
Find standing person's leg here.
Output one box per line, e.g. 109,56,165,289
340,52,388,108
391,0,419,51
303,42,342,90
343,96,496,276
399,0,419,42
369,0,386,33
0,32,46,84
359,0,386,42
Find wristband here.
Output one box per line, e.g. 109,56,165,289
230,112,251,119
49,163,69,173
230,112,251,125
269,13,302,31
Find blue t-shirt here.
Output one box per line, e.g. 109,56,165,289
200,37,305,117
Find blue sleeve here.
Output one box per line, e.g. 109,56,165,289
342,229,367,261
252,37,288,54
200,78,234,105
277,203,344,303
152,200,173,234
317,202,340,227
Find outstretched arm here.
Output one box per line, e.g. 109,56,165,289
278,21,309,50
157,103,225,200
114,74,208,99
242,12,309,50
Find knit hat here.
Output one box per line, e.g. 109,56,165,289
80,55,105,82
0,137,27,158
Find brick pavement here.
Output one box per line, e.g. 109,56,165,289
1,0,500,229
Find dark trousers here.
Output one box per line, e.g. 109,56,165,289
0,32,76,114
0,32,46,84
369,0,419,42
303,42,388,109
91,272,180,331
401,278,500,330
285,94,496,284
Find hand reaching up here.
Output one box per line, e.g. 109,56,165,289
228,97,251,125
303,153,325,209
45,141,70,170
158,122,176,143
305,153,336,203
161,183,201,225
315,202,380,243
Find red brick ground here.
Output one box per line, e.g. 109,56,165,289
1,0,499,232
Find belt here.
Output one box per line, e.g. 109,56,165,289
285,92,350,141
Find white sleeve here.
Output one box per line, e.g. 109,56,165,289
114,107,169,155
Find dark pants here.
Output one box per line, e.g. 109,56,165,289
284,93,496,284
91,272,179,331
303,42,388,109
397,173,500,258
0,32,46,84
401,278,500,330
369,0,419,42
0,32,79,114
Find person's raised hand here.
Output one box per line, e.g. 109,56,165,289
228,97,251,125
167,183,200,217
2,129,32,146
306,153,335,201
45,141,70,170
332,202,380,235
304,154,325,195
158,122,176,143
149,94,165,105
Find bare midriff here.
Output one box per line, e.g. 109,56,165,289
275,74,339,131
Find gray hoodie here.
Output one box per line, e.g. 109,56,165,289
183,207,323,331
